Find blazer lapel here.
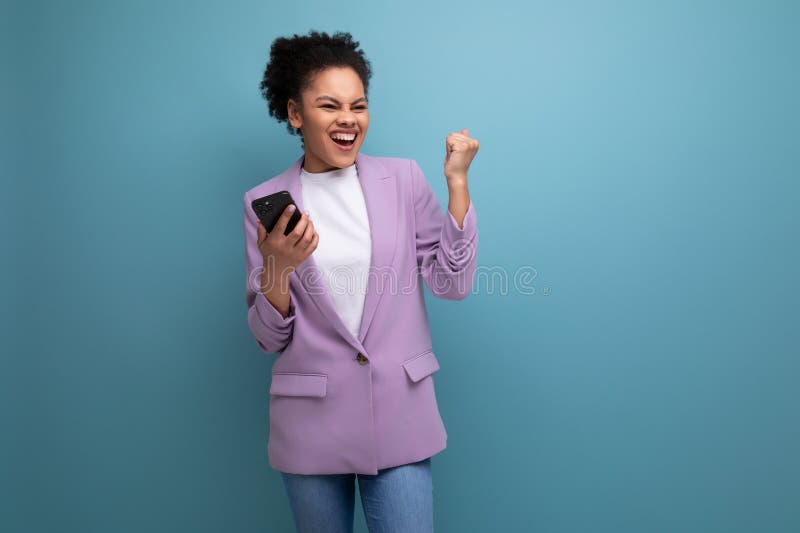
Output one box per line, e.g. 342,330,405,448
284,151,397,352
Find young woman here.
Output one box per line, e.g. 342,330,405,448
243,30,479,532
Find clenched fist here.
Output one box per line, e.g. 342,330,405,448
444,128,480,184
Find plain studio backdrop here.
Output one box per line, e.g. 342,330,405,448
2,1,798,532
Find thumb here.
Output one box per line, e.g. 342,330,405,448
461,128,469,137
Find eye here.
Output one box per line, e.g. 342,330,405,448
322,104,336,109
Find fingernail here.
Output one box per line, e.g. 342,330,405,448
288,205,296,212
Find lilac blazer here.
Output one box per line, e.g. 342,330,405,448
242,151,478,475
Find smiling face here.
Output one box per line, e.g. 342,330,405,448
287,66,370,173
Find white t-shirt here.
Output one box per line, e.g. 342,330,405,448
299,162,372,340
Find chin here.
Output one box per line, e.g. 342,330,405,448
333,150,359,161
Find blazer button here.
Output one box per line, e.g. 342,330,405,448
356,352,368,365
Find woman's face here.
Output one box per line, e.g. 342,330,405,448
287,66,370,173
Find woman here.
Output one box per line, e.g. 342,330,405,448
243,30,479,532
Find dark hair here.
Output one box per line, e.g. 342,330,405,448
259,30,373,148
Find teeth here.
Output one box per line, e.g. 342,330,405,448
330,132,356,141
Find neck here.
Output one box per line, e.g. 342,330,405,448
302,151,355,173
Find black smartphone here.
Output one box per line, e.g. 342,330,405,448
251,191,302,236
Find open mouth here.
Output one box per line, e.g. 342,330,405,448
329,132,358,147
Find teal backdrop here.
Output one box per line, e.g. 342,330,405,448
4,1,798,532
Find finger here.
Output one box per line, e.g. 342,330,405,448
447,139,467,151
296,218,316,251
256,219,267,243
448,132,473,143
305,232,320,257
448,137,479,152
273,204,299,236
448,140,469,152
446,138,453,157
286,211,310,246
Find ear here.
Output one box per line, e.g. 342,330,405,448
287,98,302,130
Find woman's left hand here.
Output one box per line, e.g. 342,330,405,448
444,128,480,185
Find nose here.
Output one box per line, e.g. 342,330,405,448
337,109,357,126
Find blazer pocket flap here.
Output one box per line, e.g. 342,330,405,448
270,373,327,397
402,350,440,383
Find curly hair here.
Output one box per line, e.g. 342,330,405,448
259,30,373,148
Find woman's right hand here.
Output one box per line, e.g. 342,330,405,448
256,205,319,276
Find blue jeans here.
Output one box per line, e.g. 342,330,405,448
280,457,434,532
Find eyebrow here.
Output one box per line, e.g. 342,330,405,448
315,96,368,105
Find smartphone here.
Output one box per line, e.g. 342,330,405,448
251,191,302,236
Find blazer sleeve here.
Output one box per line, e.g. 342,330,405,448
411,159,478,300
243,192,296,354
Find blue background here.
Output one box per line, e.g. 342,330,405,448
4,1,798,531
